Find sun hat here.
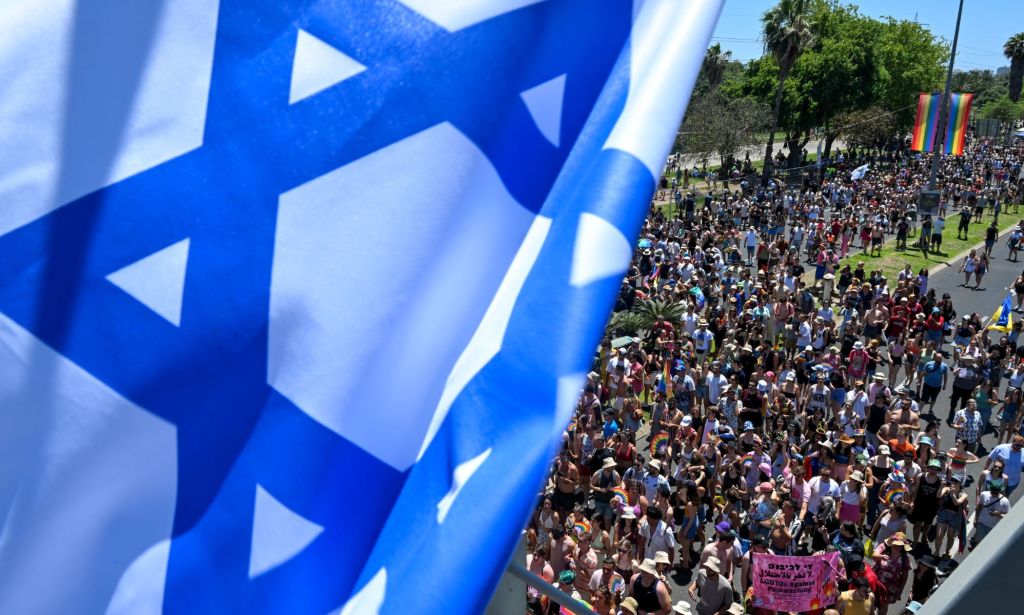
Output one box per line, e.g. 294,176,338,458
672,601,694,614
638,558,659,575
873,373,886,381
919,436,934,447
758,481,774,494
849,470,865,482
654,551,671,565
703,557,722,574
620,597,639,615
648,459,662,471
878,444,891,455
602,457,617,469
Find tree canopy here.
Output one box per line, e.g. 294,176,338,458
678,1,947,167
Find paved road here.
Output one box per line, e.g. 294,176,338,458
655,224,1024,610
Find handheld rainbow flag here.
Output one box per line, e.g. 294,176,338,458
741,452,757,467
882,483,907,506
611,486,629,503
650,432,670,455
573,519,592,536
911,93,941,152
988,292,1014,333
944,93,973,155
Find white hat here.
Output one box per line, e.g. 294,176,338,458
620,506,637,519
757,379,768,392
648,459,662,471
654,551,671,565
602,457,617,469
672,601,694,614
682,415,693,427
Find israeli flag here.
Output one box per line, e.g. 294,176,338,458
0,1,721,613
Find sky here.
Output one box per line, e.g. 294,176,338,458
711,0,1018,72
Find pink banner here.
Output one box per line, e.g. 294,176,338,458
751,553,841,612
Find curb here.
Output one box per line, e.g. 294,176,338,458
923,220,1021,277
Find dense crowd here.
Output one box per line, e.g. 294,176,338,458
524,137,1024,615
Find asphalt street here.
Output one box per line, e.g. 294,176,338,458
656,218,1024,611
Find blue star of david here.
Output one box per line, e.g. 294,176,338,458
0,0,631,611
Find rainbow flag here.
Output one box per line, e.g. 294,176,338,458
573,518,592,536
663,359,673,398
911,93,941,152
650,432,670,455
944,93,973,155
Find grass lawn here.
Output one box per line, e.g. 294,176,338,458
842,213,1021,283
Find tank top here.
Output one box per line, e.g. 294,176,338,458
632,576,662,612
941,490,962,511
871,463,892,484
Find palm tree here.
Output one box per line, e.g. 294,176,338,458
760,0,817,185
702,43,732,90
1005,32,1024,102
637,299,685,331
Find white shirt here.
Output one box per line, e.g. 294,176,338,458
641,519,677,559
977,491,1010,528
807,477,839,515
694,329,713,351
706,373,729,404
682,312,699,336
842,390,866,421
797,321,812,347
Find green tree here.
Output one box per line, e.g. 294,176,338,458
952,68,1009,108
1005,32,1024,102
676,92,770,168
873,17,946,129
834,106,898,149
760,0,818,184
976,96,1024,128
702,43,732,91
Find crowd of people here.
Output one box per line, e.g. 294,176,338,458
524,136,1024,615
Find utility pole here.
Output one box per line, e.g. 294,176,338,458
925,0,965,192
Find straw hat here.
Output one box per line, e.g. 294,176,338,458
639,558,659,575
702,557,722,574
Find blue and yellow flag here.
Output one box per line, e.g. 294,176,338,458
989,292,1014,333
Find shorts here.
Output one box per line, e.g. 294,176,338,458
920,383,941,404
872,237,882,246
891,355,903,366
831,388,847,405
936,507,963,531
552,489,575,511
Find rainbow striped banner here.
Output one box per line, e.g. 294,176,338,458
943,92,973,155
911,93,941,152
